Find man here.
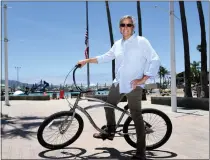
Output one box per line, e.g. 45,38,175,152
77,15,160,160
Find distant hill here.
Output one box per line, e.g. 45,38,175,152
1,79,34,88
1,79,60,88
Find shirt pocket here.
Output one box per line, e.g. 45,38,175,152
127,49,146,63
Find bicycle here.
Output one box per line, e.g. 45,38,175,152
37,64,173,150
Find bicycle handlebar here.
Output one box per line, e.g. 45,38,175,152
73,64,94,94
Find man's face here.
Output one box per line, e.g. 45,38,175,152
120,18,134,38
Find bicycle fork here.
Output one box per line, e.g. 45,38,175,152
59,96,80,134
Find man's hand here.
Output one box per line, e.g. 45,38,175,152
77,59,89,68
77,58,98,68
130,76,150,89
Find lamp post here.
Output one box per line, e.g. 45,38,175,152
169,1,177,112
3,4,10,106
155,2,178,112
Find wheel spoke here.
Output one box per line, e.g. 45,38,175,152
124,110,172,150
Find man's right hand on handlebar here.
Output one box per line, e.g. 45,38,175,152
77,59,89,68
77,58,98,67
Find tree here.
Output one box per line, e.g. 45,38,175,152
196,44,202,52
158,66,170,88
179,1,192,97
105,1,115,80
196,1,208,98
190,61,201,83
137,1,142,36
137,0,148,100
158,66,163,88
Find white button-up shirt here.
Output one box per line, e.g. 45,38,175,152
96,34,160,93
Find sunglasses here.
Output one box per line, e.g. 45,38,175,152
120,23,133,27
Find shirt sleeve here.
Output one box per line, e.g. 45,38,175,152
95,43,116,64
142,37,161,78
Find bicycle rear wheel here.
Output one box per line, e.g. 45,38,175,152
37,111,84,150
123,108,172,150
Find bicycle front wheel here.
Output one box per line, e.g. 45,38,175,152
37,111,84,150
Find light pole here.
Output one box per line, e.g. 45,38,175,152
3,4,10,106
15,66,21,87
155,2,178,112
169,1,177,112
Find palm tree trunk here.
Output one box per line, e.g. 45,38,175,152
160,75,162,88
137,1,142,36
137,0,147,100
105,1,115,80
179,1,192,97
196,1,208,98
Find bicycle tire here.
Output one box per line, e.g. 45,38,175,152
123,108,172,150
37,111,84,150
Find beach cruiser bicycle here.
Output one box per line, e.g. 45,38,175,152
37,64,172,150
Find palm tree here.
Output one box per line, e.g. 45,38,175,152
158,66,170,88
196,44,202,52
196,1,208,98
158,66,163,88
137,0,142,36
163,70,170,84
105,1,115,80
137,0,147,99
178,1,192,97
162,68,170,88
190,61,201,83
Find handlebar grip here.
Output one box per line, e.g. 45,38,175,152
73,64,83,92
75,64,82,68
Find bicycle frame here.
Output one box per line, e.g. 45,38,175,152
37,65,171,151
61,64,149,136
65,93,131,136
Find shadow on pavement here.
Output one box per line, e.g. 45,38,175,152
38,147,87,159
38,147,177,159
174,110,205,118
1,116,45,140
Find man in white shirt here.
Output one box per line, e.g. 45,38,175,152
77,15,160,160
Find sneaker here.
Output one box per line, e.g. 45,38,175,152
93,132,115,140
93,125,115,140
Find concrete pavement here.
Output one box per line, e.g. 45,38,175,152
1,98,209,159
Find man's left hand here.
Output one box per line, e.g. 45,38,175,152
130,78,146,90
130,76,150,89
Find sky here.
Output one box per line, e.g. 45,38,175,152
1,1,209,86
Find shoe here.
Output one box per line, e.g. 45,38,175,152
93,125,115,140
93,132,114,140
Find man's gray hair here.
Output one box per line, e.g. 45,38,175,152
119,15,136,27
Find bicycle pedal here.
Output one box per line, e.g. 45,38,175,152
145,128,154,134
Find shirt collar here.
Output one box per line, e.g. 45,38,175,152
121,34,136,44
